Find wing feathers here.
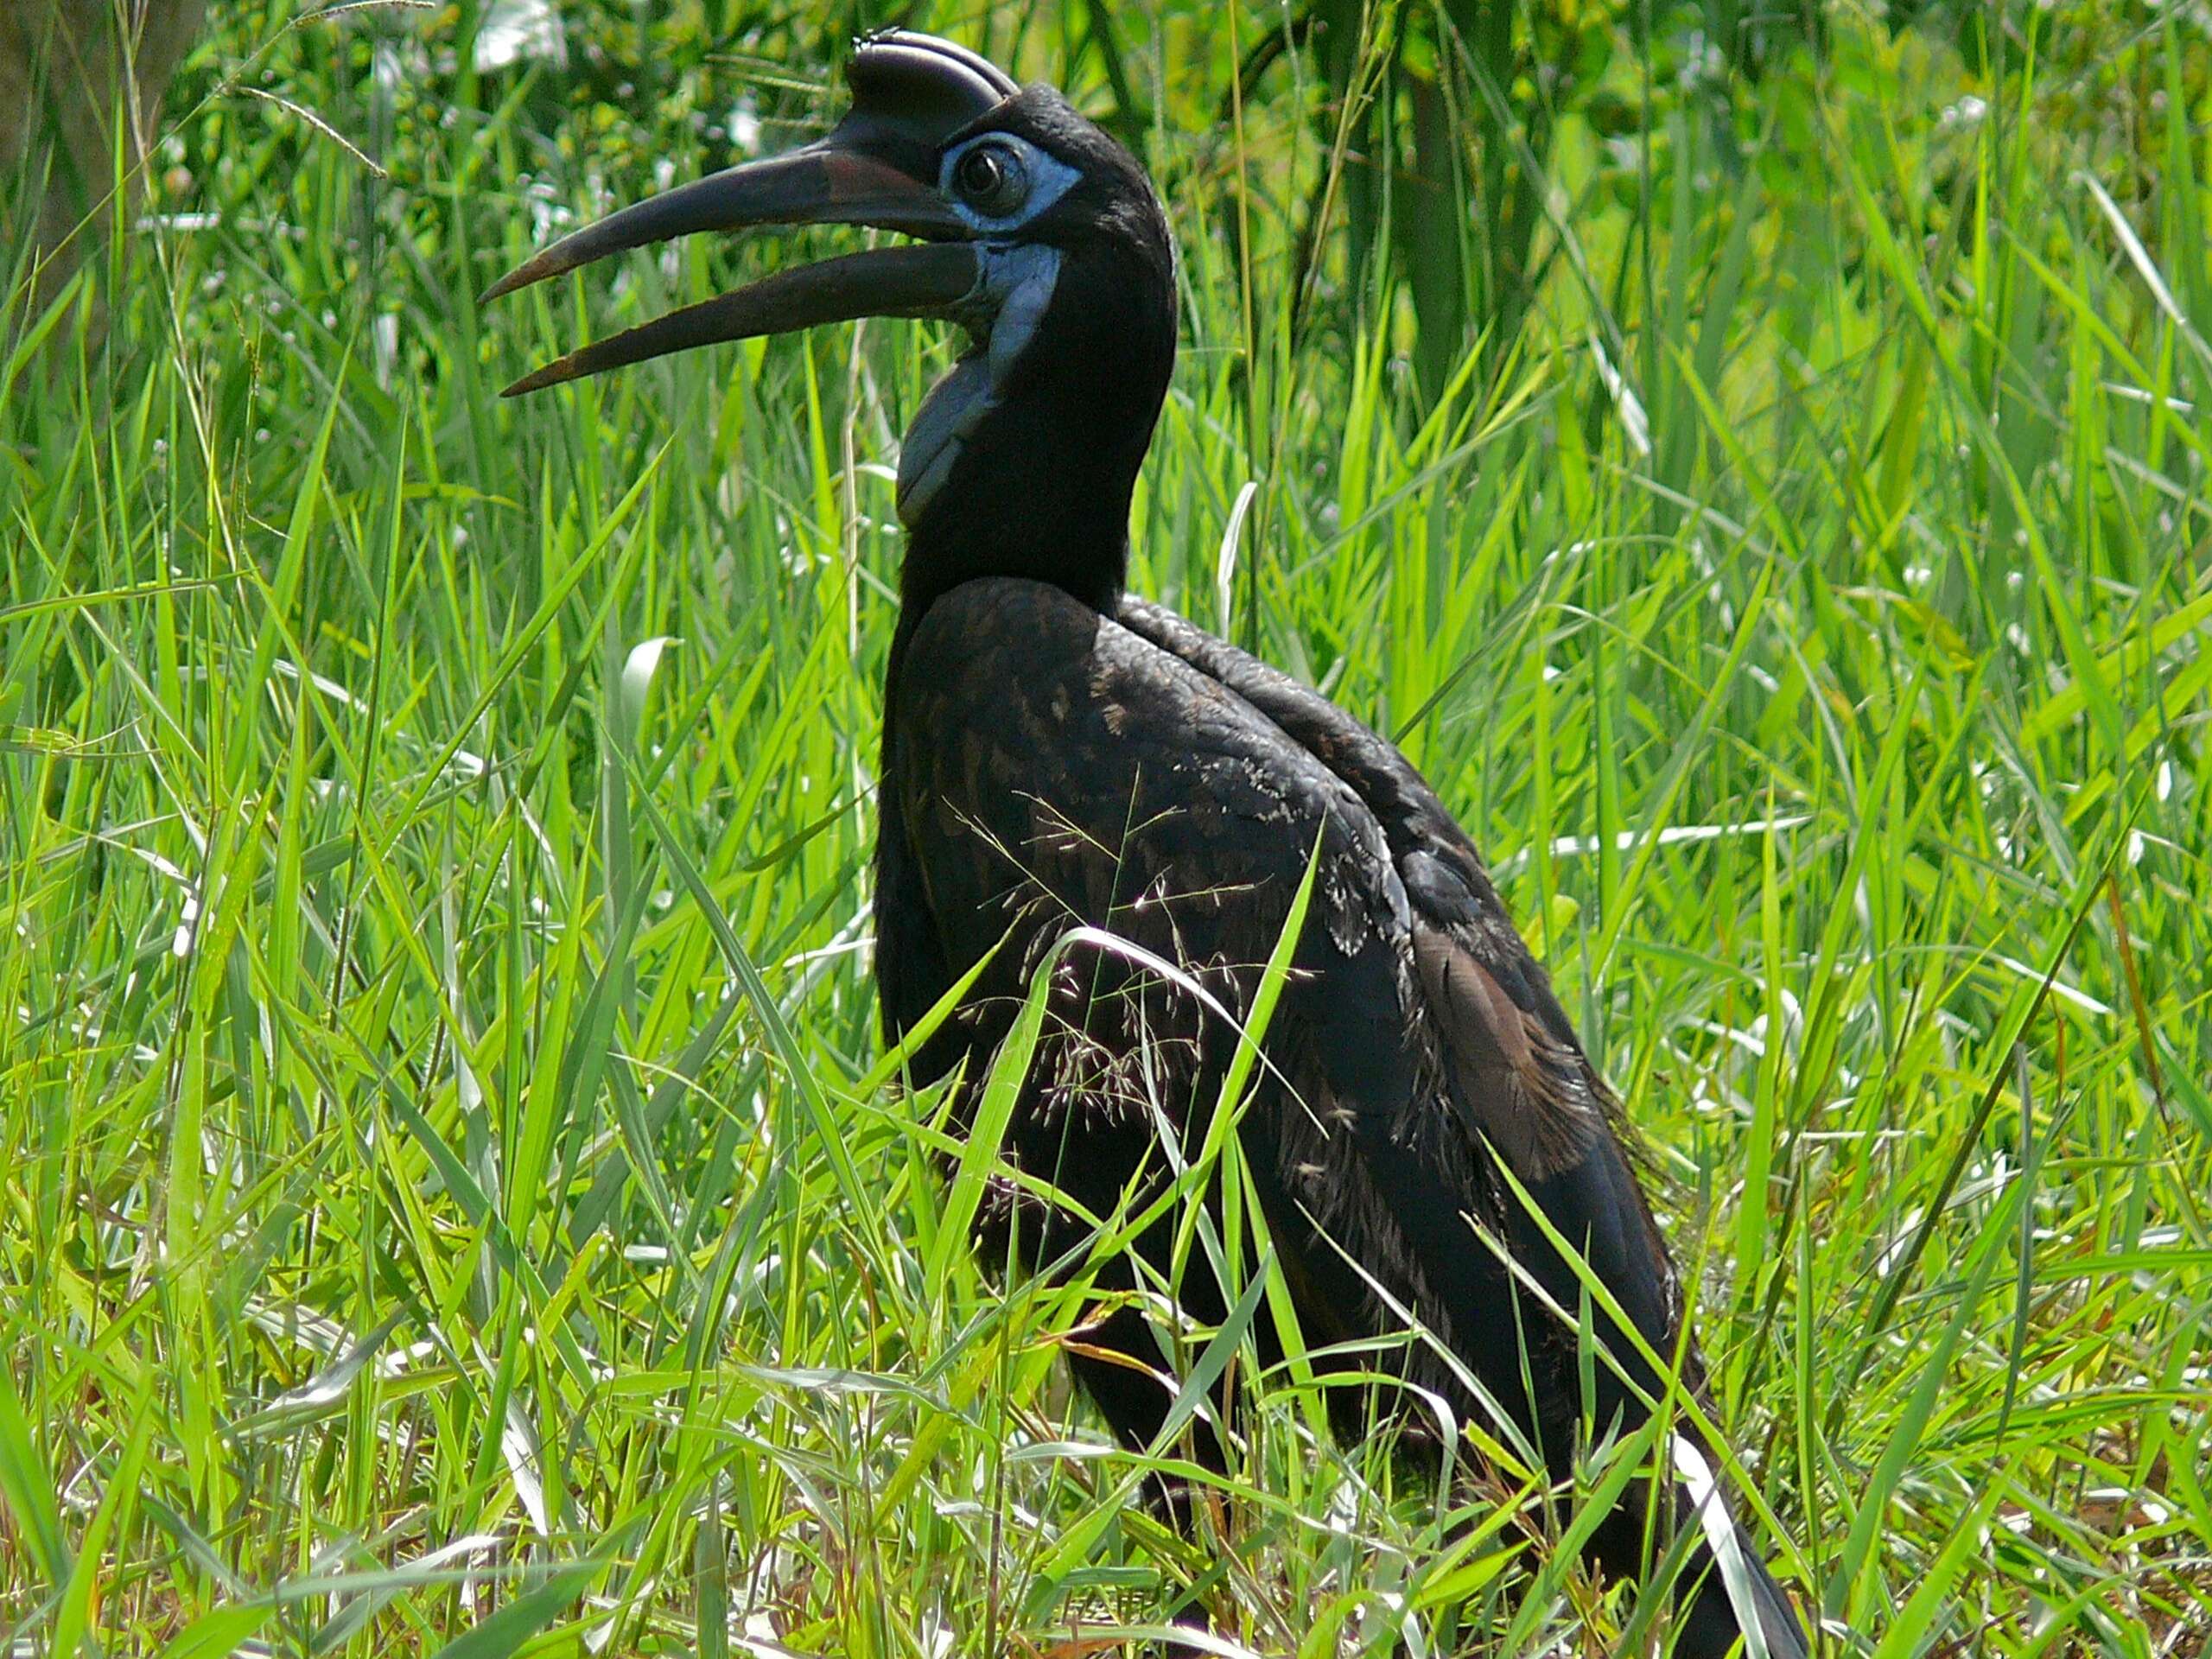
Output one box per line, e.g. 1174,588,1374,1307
881,580,1802,1657
1411,920,1602,1181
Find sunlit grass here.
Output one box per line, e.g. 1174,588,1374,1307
3,3,2209,1655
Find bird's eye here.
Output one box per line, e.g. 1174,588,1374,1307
952,140,1031,219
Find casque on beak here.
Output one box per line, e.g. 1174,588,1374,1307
485,31,1018,397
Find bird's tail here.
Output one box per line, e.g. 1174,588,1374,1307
1664,1431,1811,1658
1670,1536,1809,1658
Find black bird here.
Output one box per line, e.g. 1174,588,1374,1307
490,33,1811,1657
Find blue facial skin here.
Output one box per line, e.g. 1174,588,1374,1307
938,132,1084,236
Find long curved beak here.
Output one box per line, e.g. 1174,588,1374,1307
486,141,980,397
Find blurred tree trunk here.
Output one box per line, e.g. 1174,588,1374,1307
0,0,206,334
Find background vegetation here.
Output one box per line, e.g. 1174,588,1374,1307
4,0,2210,1652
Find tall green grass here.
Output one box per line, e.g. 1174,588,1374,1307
3,2,2209,1653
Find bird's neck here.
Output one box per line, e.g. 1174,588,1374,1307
897,470,1134,615
893,244,1173,620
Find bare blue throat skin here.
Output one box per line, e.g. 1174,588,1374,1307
894,241,1062,525
893,132,1084,524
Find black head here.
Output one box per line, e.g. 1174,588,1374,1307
488,32,1177,612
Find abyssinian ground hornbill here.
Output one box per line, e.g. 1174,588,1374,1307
490,30,1811,1656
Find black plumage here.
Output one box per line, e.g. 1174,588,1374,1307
492,32,1812,1656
